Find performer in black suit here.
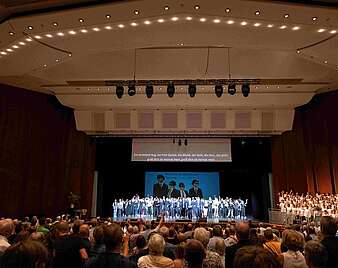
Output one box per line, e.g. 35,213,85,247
189,179,203,198
167,180,180,198
178,182,189,198
153,174,168,198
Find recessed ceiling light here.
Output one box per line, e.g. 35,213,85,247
0,52,7,55
105,26,112,30
56,59,60,62
105,14,111,19
164,6,169,11
296,50,301,54
255,10,260,15
43,64,47,68
199,18,206,22
317,28,325,32
324,60,328,63
180,43,184,46
34,35,42,39
284,14,289,18
6,49,13,52
27,26,33,30
93,27,100,31
12,45,19,49
79,18,85,23
277,86,280,88
26,38,32,42
19,42,26,45
45,34,53,38
266,86,269,88
57,32,64,36
279,25,287,29
68,53,72,57
240,21,247,26
133,10,139,15
194,5,200,10
171,17,179,21
227,20,234,24
330,30,337,34
213,19,220,23
80,29,88,33
267,24,274,28
225,8,231,13
52,22,58,27
68,30,76,34
9,31,15,36
131,22,138,26
312,17,317,21
144,20,151,25
157,18,165,23
118,24,125,28
292,26,300,30
254,23,261,27
186,16,193,20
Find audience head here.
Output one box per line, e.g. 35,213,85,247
55,222,69,236
103,223,123,251
235,222,250,241
174,243,185,259
0,219,15,238
72,220,82,234
93,225,104,244
136,234,146,249
193,227,210,248
234,245,279,268
304,240,328,268
283,230,305,252
320,216,337,237
148,233,165,256
184,239,206,268
159,226,169,239
264,229,274,241
79,224,89,238
29,232,44,242
212,225,222,237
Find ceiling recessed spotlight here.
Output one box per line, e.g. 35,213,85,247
43,64,47,68
194,5,200,10
45,34,53,38
68,53,72,57
52,22,58,27
131,22,138,26
80,29,88,33
296,50,301,54
56,59,60,62
312,17,317,21
277,86,280,88
240,21,247,26
157,18,165,23
0,52,7,55
118,24,125,28
186,16,193,20
279,25,287,29
57,32,64,36
292,26,300,30
12,45,19,49
171,17,179,21
26,38,32,42
144,20,151,24
284,14,289,18
164,6,169,11
227,20,234,24
79,18,85,23
27,26,33,30
6,49,13,52
266,86,269,88
317,28,325,32
213,19,221,23
324,60,328,63
19,42,26,45
133,10,139,15
199,18,206,22
225,8,231,13
267,24,274,28
254,23,261,27
180,43,184,46
34,35,42,39
330,30,337,34
93,27,100,31
9,31,15,36
105,14,111,19
105,25,112,30
69,30,76,34
255,10,260,15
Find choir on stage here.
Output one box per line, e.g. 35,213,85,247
112,196,248,221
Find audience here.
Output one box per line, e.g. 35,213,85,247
319,216,338,268
184,239,206,268
173,243,185,268
304,240,328,268
0,219,15,255
281,229,307,268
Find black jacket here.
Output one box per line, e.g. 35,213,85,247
153,183,168,198
189,187,203,198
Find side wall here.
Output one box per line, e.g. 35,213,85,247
0,84,96,217
272,90,338,203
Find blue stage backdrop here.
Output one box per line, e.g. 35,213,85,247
145,172,220,198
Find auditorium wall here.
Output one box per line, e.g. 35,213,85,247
272,90,338,203
0,84,96,217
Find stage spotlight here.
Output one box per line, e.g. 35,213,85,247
241,83,250,97
167,81,175,97
184,138,188,146
188,84,196,97
178,139,182,146
145,82,153,98
128,82,136,96
215,84,223,98
116,84,124,99
228,83,236,95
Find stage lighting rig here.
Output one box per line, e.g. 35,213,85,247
167,81,175,98
145,82,153,98
128,82,136,96
188,84,197,97
228,83,236,95
241,83,250,97
116,84,124,99
215,84,223,98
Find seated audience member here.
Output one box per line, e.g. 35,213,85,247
193,227,223,268
226,222,252,268
214,239,226,268
207,225,225,252
173,243,185,268
79,224,91,253
129,225,140,251
159,226,176,260
29,232,44,242
184,239,206,268
304,240,328,268
233,245,280,268
129,234,148,264
36,217,49,235
53,222,88,268
184,224,194,239
88,225,105,258
0,219,15,255
224,226,238,248
263,228,282,257
249,228,260,245
87,223,136,268
138,233,174,268
0,240,48,268
281,230,307,268
319,216,338,268
167,227,179,245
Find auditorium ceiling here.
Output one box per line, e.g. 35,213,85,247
0,0,337,135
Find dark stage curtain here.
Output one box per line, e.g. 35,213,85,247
272,90,338,204
0,84,96,217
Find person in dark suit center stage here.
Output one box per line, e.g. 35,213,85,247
189,179,203,198
167,180,180,198
153,174,168,198
178,182,189,198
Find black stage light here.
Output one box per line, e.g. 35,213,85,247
178,139,182,146
241,83,250,97
184,138,188,146
145,82,153,98
215,84,223,98
188,84,196,97
128,82,136,96
116,84,124,99
167,81,175,98
228,83,236,95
